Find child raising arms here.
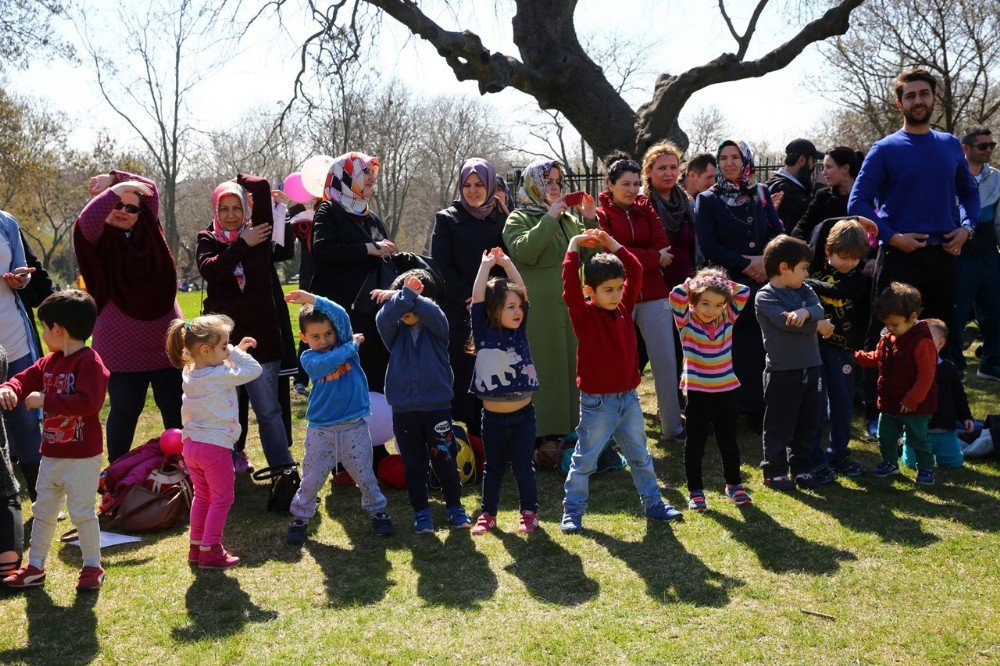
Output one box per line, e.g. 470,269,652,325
165,315,261,569
469,248,540,535
669,268,752,511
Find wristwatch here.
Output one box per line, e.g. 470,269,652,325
961,222,975,240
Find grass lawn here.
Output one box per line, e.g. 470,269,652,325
2,288,999,663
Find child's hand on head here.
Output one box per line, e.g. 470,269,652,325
490,247,511,265
0,387,18,410
284,290,316,305
237,337,256,351
352,333,365,346
817,319,835,338
25,392,43,410
481,250,498,267
403,275,424,295
571,233,599,249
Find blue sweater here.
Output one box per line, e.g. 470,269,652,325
848,129,980,243
300,296,370,428
375,287,453,413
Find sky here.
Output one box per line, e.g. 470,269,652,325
7,0,840,159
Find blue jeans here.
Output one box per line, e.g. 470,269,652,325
480,403,538,514
953,251,1000,375
3,353,42,467
245,360,294,468
815,345,856,466
563,389,662,515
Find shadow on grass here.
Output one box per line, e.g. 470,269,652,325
172,570,278,642
494,527,599,606
588,523,741,607
409,524,497,609
297,493,396,607
0,588,99,664
707,505,857,575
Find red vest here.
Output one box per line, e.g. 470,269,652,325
874,321,938,415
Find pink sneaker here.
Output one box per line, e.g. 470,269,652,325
188,544,200,565
198,544,240,570
233,451,254,475
518,510,539,534
471,512,496,536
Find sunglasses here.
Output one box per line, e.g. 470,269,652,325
974,141,997,150
114,201,141,214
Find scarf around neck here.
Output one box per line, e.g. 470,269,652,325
457,158,498,219
714,139,757,207
324,152,380,215
516,159,562,213
648,184,694,238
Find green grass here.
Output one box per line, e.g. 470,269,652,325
2,294,999,663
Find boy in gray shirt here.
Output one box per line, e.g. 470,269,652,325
755,236,835,490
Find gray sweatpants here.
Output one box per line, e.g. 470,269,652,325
290,419,387,520
633,297,683,436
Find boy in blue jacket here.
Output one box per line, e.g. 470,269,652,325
283,290,394,545
376,270,472,533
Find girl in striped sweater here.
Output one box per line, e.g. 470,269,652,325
669,268,752,511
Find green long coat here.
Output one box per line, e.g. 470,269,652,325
502,209,597,438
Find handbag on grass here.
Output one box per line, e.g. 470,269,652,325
252,463,301,514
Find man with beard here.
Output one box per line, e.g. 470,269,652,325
766,138,823,227
849,68,979,336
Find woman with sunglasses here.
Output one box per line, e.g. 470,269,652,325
502,159,598,443
74,171,184,461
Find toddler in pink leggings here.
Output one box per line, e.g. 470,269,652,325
166,315,261,569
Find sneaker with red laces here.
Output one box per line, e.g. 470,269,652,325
188,544,200,565
518,510,539,534
471,512,497,536
198,544,240,570
725,484,753,507
76,566,105,592
3,564,46,589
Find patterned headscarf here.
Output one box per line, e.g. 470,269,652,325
457,158,498,219
211,181,251,291
516,159,563,212
324,152,380,215
714,140,757,207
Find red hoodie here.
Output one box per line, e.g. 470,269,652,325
855,321,937,415
596,192,670,302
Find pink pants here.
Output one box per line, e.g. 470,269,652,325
182,439,235,547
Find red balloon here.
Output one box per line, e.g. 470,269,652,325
376,455,406,490
160,428,184,456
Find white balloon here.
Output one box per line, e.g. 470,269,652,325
364,392,394,446
300,154,335,197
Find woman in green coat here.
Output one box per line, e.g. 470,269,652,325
502,159,597,441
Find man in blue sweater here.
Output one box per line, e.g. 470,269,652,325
848,68,980,353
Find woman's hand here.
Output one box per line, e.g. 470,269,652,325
284,289,317,305
237,337,257,351
271,190,289,207
547,199,568,219
771,191,785,210
240,223,272,247
368,239,396,257
742,255,766,283
658,247,674,267
576,193,597,220
369,288,397,304
24,392,44,410
110,180,153,199
2,266,35,289
88,174,114,196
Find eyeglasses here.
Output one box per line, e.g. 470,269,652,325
114,202,141,214
974,141,997,151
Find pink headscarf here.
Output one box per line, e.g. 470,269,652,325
211,181,251,291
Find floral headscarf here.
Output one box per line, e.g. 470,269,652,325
714,140,757,207
211,181,251,291
324,152,380,215
457,158,498,219
516,158,563,212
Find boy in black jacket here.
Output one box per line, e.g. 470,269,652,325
804,218,876,479
901,319,972,469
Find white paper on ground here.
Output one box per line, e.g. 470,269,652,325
66,531,142,549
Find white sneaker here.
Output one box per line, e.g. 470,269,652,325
976,370,1000,382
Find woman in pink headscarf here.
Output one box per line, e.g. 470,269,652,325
196,175,296,470
309,152,395,391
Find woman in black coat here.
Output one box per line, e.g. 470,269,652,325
790,146,864,243
430,158,508,434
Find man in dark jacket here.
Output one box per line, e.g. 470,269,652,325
767,139,823,228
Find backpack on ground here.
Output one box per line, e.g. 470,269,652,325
253,463,301,514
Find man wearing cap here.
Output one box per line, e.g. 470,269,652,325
766,138,823,227
848,68,979,337
955,127,1000,381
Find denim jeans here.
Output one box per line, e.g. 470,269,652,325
107,367,183,461
815,345,856,466
3,353,42,467
481,403,538,514
244,360,294,468
563,389,663,515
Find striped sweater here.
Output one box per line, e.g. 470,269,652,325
669,281,751,393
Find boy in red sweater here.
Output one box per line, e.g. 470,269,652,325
854,282,938,484
1,290,110,591
560,229,682,533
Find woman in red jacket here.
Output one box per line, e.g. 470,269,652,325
596,151,683,441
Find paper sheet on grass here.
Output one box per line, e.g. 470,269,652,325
66,531,142,549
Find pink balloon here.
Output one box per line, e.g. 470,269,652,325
283,172,311,203
160,428,184,456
